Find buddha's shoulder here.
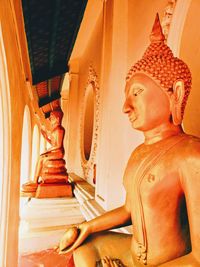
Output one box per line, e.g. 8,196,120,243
128,134,200,159
172,134,200,159
177,134,200,148
130,134,200,159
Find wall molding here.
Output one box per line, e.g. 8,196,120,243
80,65,100,181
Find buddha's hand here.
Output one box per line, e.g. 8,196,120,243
58,222,91,254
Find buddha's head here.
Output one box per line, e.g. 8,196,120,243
124,14,192,131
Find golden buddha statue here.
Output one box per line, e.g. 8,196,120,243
59,14,200,266
22,108,72,198
34,109,66,183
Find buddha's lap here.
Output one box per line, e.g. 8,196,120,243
74,232,133,266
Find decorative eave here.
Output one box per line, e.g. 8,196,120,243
22,0,88,85
21,0,88,117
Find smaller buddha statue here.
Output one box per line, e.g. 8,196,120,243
21,108,72,198
58,14,200,267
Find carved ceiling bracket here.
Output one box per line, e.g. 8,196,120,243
80,65,100,181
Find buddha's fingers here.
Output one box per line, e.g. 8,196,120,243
59,224,90,254
101,256,119,267
101,256,110,267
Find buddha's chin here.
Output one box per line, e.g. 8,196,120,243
130,119,141,129
131,121,147,131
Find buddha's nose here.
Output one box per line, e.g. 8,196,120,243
123,98,131,114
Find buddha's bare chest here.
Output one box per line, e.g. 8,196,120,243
51,130,58,145
127,153,182,208
124,136,191,265
127,154,187,264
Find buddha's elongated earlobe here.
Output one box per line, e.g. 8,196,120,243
171,80,185,125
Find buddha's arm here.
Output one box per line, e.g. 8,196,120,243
46,127,64,152
41,128,64,156
41,126,52,144
59,196,132,254
87,202,132,234
86,192,132,231
159,152,200,266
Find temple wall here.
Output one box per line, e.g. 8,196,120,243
67,0,170,211
127,0,168,68
93,0,129,210
66,5,103,188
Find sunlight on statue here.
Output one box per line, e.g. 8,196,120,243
59,14,200,266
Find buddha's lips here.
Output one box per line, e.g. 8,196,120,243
129,114,137,123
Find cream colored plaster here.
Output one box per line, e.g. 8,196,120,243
71,0,103,59
127,0,168,69
95,0,129,210
68,8,103,180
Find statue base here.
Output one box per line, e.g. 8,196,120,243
35,183,73,198
20,181,37,197
20,190,36,198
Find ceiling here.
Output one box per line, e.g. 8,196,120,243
21,0,88,116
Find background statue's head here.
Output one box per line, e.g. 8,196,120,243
126,14,192,125
50,108,63,125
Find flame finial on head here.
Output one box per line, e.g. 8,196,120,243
149,13,165,43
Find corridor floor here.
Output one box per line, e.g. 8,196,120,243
18,196,84,267
18,248,75,267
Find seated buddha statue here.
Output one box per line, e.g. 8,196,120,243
59,14,200,266
21,108,70,196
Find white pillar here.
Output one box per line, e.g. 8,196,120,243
67,60,81,173
96,0,129,210
60,74,70,168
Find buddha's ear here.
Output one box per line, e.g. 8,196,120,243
171,80,185,125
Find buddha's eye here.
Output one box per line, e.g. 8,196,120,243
133,88,144,96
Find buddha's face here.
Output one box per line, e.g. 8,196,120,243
123,73,171,131
49,112,60,127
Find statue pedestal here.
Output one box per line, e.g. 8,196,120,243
35,158,73,198
21,182,37,197
20,190,36,198
35,183,73,198
21,158,72,198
